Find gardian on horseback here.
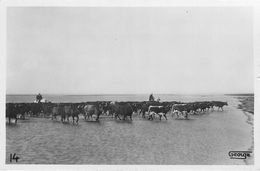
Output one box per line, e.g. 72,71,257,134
36,93,43,103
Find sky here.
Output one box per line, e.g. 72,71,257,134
6,7,254,95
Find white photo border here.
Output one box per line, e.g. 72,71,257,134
0,0,259,170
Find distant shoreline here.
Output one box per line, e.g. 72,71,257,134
225,93,254,96
6,93,254,96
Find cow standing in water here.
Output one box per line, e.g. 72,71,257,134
171,104,190,118
110,102,133,121
42,103,54,117
29,103,42,117
100,101,114,117
147,106,169,121
6,103,19,124
211,101,228,111
83,104,103,121
63,105,80,123
52,106,64,121
18,103,31,119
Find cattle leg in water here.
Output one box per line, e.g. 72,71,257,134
84,114,90,121
72,115,78,123
185,112,188,119
73,116,79,123
61,115,66,122
7,117,16,124
96,114,100,122
123,114,132,121
148,113,154,120
7,117,17,124
142,111,146,118
218,106,224,111
164,114,167,121
158,113,167,121
115,113,122,120
172,111,177,117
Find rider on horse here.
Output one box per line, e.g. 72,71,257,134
36,93,43,103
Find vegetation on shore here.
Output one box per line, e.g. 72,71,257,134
237,96,254,114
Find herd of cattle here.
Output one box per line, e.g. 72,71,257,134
6,100,228,124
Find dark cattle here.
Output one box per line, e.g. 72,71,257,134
172,102,205,116
63,105,71,122
211,101,228,111
130,102,145,115
171,104,190,118
206,101,214,110
83,104,103,121
195,101,213,113
100,102,114,117
52,106,64,121
16,103,30,119
63,105,80,123
111,103,133,121
29,103,42,116
139,103,152,118
76,104,85,115
147,106,170,121
186,102,200,114
42,104,54,117
194,102,207,113
70,106,81,122
6,104,19,124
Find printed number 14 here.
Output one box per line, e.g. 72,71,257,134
10,153,19,162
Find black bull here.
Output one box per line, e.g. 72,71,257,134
111,103,133,121
6,104,19,124
62,105,80,122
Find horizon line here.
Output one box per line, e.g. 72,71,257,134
6,93,254,96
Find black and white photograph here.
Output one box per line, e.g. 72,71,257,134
1,0,259,170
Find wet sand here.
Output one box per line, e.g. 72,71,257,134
236,96,254,165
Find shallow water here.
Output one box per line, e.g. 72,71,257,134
5,95,253,165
